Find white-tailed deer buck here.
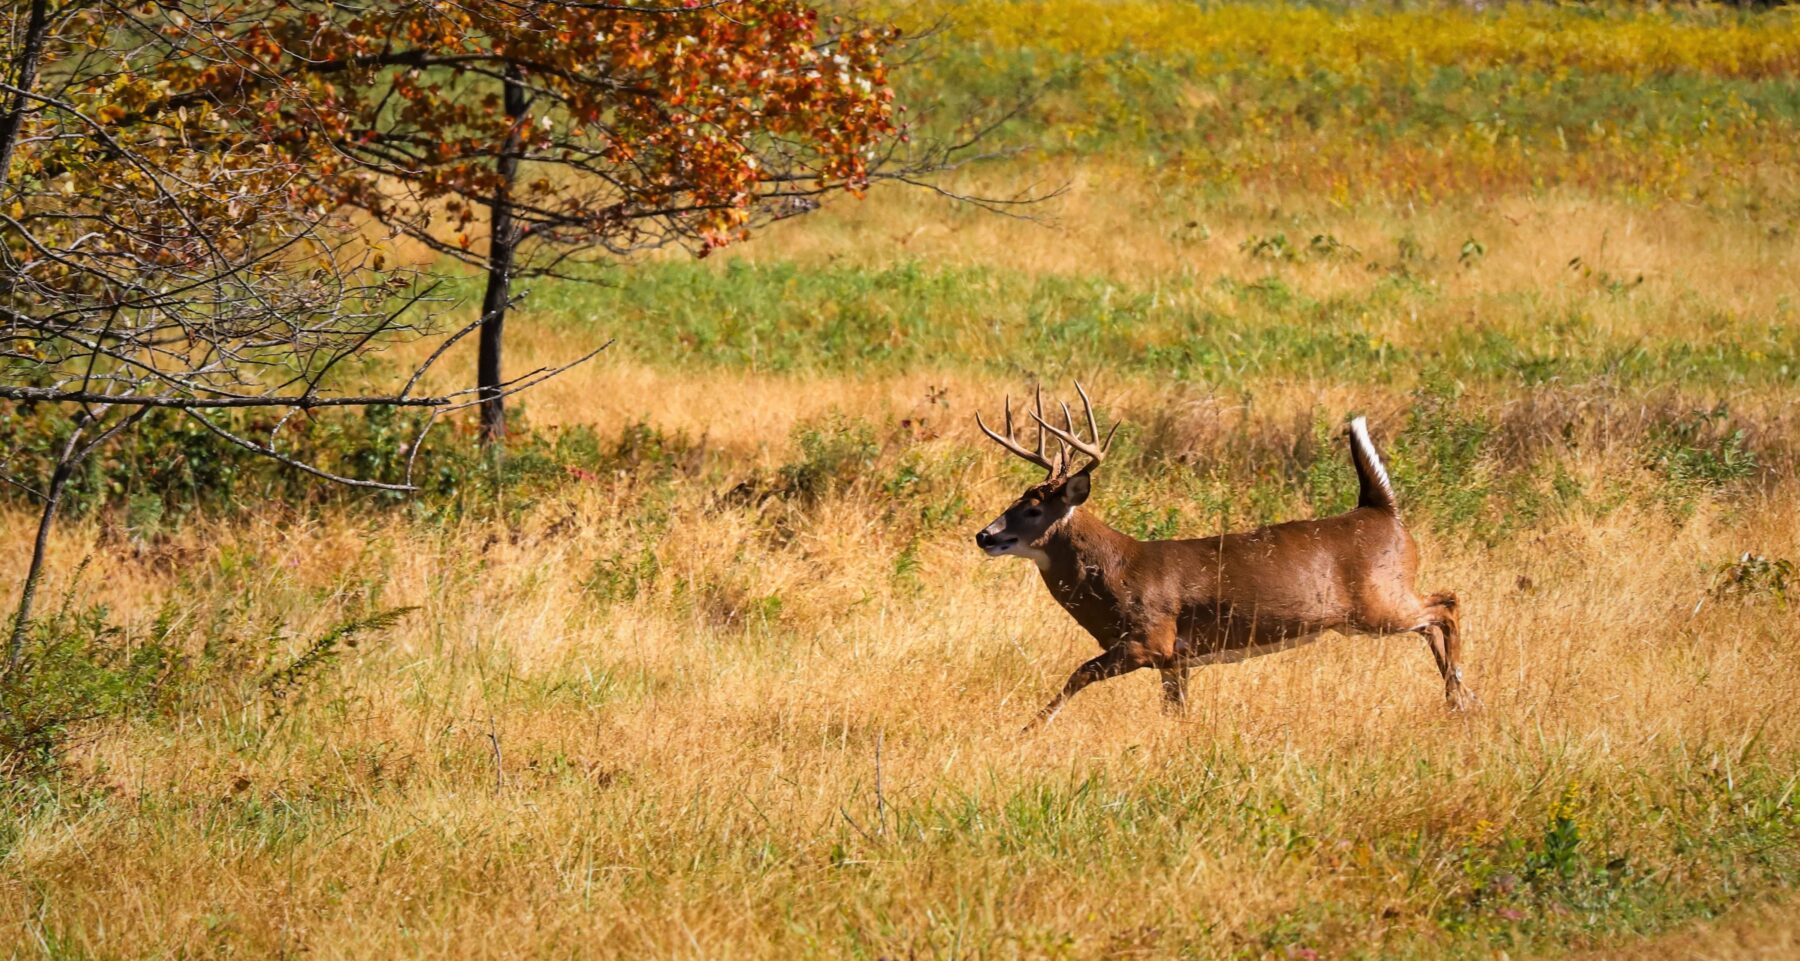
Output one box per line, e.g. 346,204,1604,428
974,384,1475,728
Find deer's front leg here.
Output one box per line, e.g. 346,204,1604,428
1025,647,1144,731
1026,628,1167,731
1159,667,1191,715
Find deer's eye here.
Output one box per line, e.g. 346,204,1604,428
1023,507,1042,518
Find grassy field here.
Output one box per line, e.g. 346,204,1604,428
4,2,1799,959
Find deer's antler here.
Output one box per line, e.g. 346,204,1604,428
1028,381,1118,473
976,386,1061,477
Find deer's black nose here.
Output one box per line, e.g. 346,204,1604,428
975,529,993,548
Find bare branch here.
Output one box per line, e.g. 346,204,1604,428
0,386,452,409
183,409,419,491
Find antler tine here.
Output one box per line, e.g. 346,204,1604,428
976,396,1057,475
1027,381,1115,471
1055,401,1080,472
1074,381,1101,447
1029,409,1106,469
1036,385,1066,476
1033,385,1047,461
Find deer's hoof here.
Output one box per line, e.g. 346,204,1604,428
1447,688,1482,713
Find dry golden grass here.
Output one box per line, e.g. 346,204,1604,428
1559,898,1800,961
728,164,1794,293
3,357,1797,957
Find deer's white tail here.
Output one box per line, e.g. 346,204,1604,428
1348,417,1397,513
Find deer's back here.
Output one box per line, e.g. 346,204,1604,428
1144,507,1417,648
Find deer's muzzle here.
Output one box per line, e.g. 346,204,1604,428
975,525,1016,555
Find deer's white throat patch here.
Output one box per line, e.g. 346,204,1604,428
1022,508,1081,571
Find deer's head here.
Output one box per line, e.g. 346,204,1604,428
974,383,1118,565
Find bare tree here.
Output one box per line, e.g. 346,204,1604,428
0,0,603,673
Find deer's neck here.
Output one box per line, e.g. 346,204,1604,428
1037,509,1136,607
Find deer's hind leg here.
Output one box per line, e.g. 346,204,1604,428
1352,589,1477,711
1418,591,1477,710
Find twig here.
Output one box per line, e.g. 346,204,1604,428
487,717,504,796
434,340,613,413
399,292,525,398
184,410,418,491
839,808,878,845
874,729,887,838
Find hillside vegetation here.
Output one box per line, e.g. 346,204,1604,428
4,2,1798,958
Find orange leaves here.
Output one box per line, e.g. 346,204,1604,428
51,0,905,271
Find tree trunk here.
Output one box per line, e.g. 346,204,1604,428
0,0,51,191
6,422,83,675
476,65,528,447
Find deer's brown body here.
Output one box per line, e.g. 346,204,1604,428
974,385,1473,727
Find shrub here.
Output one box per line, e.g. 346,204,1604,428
1,597,173,778
0,402,705,529
1708,552,1794,608
261,608,419,705
1392,383,1497,539
780,414,882,503
2,584,414,779
1645,405,1760,490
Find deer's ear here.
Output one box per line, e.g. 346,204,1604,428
1062,468,1092,507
